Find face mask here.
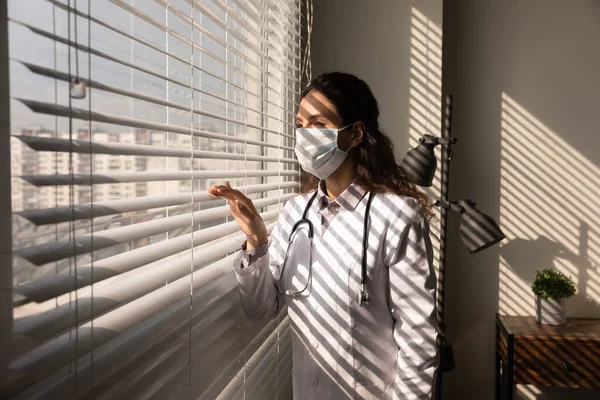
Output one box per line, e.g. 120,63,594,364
294,124,353,180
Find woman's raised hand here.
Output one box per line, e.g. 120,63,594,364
207,181,268,250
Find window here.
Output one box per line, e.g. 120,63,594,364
2,0,302,398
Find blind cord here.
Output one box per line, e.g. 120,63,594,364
242,0,249,389
73,0,79,80
87,0,95,389
188,3,195,398
301,0,313,84
52,0,59,293
66,0,80,396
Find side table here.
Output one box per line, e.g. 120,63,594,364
496,314,600,400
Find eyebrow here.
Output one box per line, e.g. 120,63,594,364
295,114,326,122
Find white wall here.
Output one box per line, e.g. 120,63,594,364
443,0,600,399
314,0,600,399
311,0,442,162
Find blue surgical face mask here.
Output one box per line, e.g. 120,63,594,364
294,124,353,180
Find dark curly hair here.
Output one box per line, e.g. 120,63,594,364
300,72,433,219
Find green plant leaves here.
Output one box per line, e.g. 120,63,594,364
531,268,576,300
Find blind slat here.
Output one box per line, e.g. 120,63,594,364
19,61,297,141
18,181,298,225
222,0,302,46
16,135,298,164
185,0,303,69
18,99,296,146
216,318,291,400
155,0,300,72
195,318,282,400
15,228,263,342
12,20,298,120
134,316,286,400
199,324,290,399
185,0,301,57
247,0,303,45
50,0,301,77
91,287,244,400
16,194,293,265
101,0,300,114
14,214,279,306
11,266,288,400
103,306,250,400
100,0,270,97
242,334,293,400
275,368,294,400
10,252,240,373
11,274,240,400
7,0,302,396
136,322,243,400
107,0,301,91
21,168,297,187
245,0,302,40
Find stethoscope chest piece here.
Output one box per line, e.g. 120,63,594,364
358,284,370,307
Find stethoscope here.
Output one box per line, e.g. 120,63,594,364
278,189,376,307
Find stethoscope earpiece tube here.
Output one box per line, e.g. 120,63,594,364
280,189,375,307
279,190,319,297
359,192,376,307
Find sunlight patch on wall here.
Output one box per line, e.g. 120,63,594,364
499,93,600,319
409,7,443,272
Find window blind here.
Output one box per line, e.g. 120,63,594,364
2,0,302,398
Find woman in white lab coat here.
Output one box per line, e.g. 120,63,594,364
208,72,439,399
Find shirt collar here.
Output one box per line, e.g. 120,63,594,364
316,179,368,212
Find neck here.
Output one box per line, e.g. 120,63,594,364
324,158,357,200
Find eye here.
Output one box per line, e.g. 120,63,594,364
312,122,326,128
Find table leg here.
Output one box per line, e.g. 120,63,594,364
495,323,501,400
506,333,514,400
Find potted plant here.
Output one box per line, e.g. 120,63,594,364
531,268,576,325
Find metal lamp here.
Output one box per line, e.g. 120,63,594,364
436,199,506,254
400,134,456,187
400,95,505,400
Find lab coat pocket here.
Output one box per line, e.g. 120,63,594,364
355,383,387,400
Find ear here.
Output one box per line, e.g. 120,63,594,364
348,121,366,149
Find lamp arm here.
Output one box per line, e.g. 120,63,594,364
420,135,458,146
438,137,458,145
434,199,464,213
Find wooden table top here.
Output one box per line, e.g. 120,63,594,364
498,315,600,341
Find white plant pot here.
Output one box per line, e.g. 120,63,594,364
536,296,566,325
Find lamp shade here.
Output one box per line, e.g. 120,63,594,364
400,136,437,187
458,199,505,254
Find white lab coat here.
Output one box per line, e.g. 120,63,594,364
233,182,439,399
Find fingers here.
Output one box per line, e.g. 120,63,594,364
209,183,258,214
207,184,222,197
210,182,259,219
208,184,232,200
210,190,237,202
209,183,239,198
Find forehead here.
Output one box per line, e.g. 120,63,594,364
296,90,340,121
